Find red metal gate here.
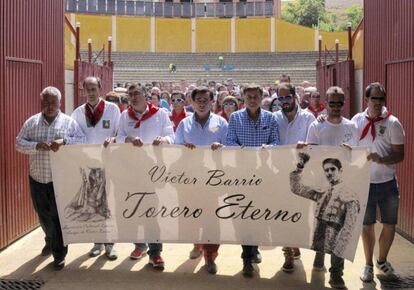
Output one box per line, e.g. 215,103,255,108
386,58,414,242
316,60,355,118
0,0,65,249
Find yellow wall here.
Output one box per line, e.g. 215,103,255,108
75,15,112,50
352,30,363,69
196,19,231,52
276,20,314,51
155,18,191,52
66,14,361,56
236,18,270,52
320,31,349,51
65,23,75,70
117,17,150,52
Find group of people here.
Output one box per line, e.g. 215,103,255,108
16,75,405,289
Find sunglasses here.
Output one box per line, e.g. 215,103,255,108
171,98,184,103
146,96,152,101
328,101,344,108
223,103,237,108
369,96,386,102
278,95,293,102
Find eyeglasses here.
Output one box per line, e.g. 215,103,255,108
328,101,344,108
278,95,293,102
369,96,386,102
146,96,152,101
223,102,237,108
171,98,184,103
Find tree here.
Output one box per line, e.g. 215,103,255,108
281,1,363,32
282,0,326,28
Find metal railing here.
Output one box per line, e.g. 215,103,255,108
66,0,275,18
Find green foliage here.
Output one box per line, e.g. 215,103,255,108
281,1,363,32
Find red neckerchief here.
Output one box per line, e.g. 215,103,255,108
360,111,392,141
85,99,105,127
307,104,325,118
170,108,187,131
127,102,159,128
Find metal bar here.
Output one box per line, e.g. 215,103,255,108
351,18,364,46
347,23,352,60
64,16,76,37
335,39,339,63
4,57,43,64
108,36,112,64
88,39,92,63
76,22,81,61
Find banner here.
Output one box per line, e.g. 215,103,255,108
50,144,370,261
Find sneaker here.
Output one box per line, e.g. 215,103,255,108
41,244,52,256
89,243,104,257
293,247,301,259
329,273,346,289
130,247,147,260
360,265,374,282
189,246,203,259
251,250,262,264
242,261,254,278
313,252,326,272
53,259,65,271
282,255,295,273
376,260,400,281
149,255,165,270
206,259,217,275
105,244,118,261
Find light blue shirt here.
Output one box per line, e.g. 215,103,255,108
175,113,228,145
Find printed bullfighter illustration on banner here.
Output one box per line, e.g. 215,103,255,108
50,144,370,261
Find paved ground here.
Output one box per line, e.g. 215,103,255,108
1,226,413,290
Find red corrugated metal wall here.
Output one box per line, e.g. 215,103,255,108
316,60,355,118
364,0,414,242
386,59,414,242
0,0,65,249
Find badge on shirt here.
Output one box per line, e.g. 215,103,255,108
102,120,110,129
379,125,386,135
209,125,220,133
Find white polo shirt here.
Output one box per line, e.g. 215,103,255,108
274,106,316,145
352,107,405,184
71,100,121,144
306,117,359,146
116,106,175,144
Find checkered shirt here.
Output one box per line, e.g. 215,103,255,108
16,112,85,184
225,108,280,147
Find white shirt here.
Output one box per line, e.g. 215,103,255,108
306,117,359,146
352,107,405,184
274,106,316,145
71,100,121,144
116,107,175,144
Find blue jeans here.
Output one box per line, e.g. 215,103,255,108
29,176,67,261
364,178,399,225
134,243,162,258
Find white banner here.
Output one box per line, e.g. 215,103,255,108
50,144,370,261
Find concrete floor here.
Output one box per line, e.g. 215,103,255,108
1,226,413,290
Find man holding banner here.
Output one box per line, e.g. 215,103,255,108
71,76,121,261
305,86,360,289
116,84,175,270
16,86,85,270
175,86,228,274
352,82,405,282
274,82,316,272
225,83,280,277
